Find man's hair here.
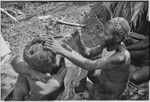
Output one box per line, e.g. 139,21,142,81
106,17,130,43
23,38,56,73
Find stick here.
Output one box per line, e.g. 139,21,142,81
0,8,18,22
94,14,104,27
56,20,85,27
38,15,85,27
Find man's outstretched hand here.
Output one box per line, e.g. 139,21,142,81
29,69,51,83
44,37,63,54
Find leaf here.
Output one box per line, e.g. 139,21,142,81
61,51,88,100
113,2,124,17
130,2,144,22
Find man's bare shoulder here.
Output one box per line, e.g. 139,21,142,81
109,49,130,65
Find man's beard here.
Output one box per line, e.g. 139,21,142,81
49,64,60,75
105,39,117,51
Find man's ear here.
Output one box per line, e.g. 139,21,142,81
55,55,61,66
59,57,65,67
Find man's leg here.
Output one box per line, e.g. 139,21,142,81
12,74,30,100
130,66,149,85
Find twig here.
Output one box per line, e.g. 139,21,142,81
56,20,85,27
103,2,113,19
0,8,18,22
94,14,104,28
19,14,37,22
38,15,85,27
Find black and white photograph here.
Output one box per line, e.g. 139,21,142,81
0,0,149,101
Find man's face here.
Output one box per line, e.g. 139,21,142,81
48,55,63,75
30,51,60,74
103,23,118,51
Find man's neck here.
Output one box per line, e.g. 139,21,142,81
116,43,125,52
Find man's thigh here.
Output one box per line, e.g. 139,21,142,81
13,74,30,100
130,66,149,84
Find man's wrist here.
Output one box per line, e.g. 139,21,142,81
58,46,67,55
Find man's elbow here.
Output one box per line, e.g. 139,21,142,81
40,79,61,96
39,86,60,96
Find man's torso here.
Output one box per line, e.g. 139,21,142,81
88,48,130,99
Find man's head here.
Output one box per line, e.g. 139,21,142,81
103,17,130,51
23,38,60,74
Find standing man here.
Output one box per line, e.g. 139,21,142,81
44,17,131,100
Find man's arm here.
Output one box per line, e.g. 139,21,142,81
72,30,104,58
44,36,125,71
11,56,51,81
12,75,30,100
37,58,67,95
58,47,125,71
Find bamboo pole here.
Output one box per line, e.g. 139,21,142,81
56,20,85,27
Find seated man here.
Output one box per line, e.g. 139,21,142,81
127,38,149,85
44,17,131,100
11,38,67,100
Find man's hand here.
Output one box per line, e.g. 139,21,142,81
28,69,51,83
44,37,63,54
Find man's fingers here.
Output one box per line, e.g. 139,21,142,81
45,42,52,46
44,46,52,50
45,40,53,44
43,46,52,51
44,41,54,47
48,36,55,40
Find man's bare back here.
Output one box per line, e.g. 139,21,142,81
11,56,66,100
25,75,63,100
11,38,67,100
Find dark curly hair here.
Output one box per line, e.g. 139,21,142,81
23,37,56,73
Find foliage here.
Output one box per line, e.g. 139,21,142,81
104,2,149,35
